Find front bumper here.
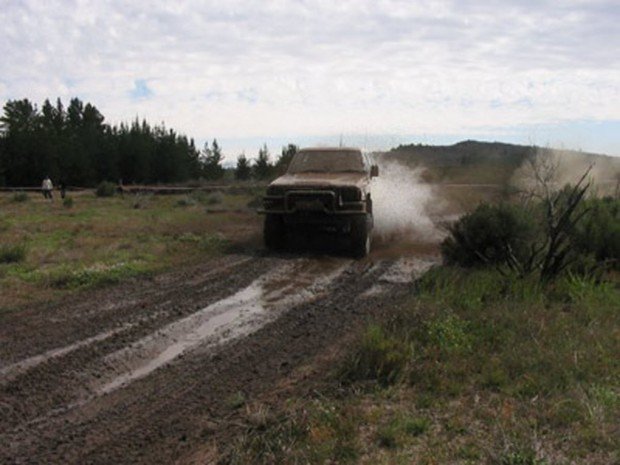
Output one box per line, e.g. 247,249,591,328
258,189,367,215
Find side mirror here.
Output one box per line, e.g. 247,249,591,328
370,165,379,178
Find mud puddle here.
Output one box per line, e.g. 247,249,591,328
361,257,436,298
96,258,349,394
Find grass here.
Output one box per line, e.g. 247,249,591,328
223,267,619,464
225,399,360,465
12,192,29,203
0,244,27,263
0,190,261,309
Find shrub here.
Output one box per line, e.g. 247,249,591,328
190,190,208,203
62,197,74,209
206,191,224,205
0,244,27,264
132,193,152,209
442,203,539,268
441,190,606,282
175,196,196,207
572,197,620,268
12,192,29,202
95,181,117,197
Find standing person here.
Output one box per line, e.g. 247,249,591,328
59,180,67,199
42,176,53,200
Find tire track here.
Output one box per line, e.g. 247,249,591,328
0,253,432,464
0,254,270,431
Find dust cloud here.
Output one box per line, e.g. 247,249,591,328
371,161,440,241
511,148,620,197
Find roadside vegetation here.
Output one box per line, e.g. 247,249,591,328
222,156,619,465
224,267,618,464
0,190,261,310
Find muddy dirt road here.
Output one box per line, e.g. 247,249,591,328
0,245,437,464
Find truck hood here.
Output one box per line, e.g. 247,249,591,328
270,172,368,189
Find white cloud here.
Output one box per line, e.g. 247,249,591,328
0,0,618,156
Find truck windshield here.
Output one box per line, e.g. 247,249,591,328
287,150,365,173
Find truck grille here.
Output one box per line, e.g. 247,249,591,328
286,191,336,212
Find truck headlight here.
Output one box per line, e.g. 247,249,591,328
340,187,361,202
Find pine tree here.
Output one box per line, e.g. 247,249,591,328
253,143,273,180
0,97,209,186
203,139,225,180
275,143,298,174
235,153,251,180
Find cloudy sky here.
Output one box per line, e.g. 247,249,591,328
1,0,619,159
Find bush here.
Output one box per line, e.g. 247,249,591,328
190,190,208,203
95,181,117,197
190,190,225,206
12,192,28,202
132,193,152,209
175,196,196,207
572,197,620,268
442,203,539,268
206,191,224,205
0,244,27,264
62,197,74,209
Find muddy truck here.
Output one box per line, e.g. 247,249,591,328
259,147,379,257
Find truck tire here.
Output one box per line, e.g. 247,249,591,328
351,214,371,258
264,214,285,251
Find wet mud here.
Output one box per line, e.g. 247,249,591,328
0,238,439,464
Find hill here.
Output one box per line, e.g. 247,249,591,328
377,140,620,188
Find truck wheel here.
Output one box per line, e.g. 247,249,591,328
351,215,371,258
264,214,285,251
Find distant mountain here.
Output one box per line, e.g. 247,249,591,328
377,140,620,186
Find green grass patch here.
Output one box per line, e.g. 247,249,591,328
376,414,429,449
224,400,360,465
239,266,619,463
40,261,151,289
340,324,413,386
0,191,257,309
0,244,27,263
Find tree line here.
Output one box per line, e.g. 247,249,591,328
0,97,298,187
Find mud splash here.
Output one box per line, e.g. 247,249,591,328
97,258,348,394
372,161,439,241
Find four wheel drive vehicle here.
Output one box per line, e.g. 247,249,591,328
259,147,379,257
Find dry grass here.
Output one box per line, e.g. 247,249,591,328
0,191,261,309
